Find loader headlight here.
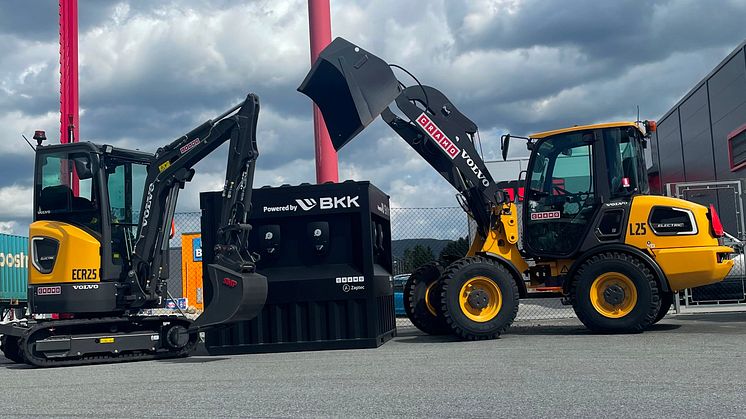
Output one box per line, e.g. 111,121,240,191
31,237,59,274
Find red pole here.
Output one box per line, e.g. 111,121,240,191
59,0,80,195
308,0,338,184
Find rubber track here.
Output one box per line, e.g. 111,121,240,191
18,316,198,368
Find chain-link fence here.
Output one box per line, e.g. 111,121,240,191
389,207,574,325
168,204,746,329
167,207,576,324
665,181,746,307
167,212,202,306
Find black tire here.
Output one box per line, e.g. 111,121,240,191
570,252,660,333
1,335,24,364
654,291,674,324
404,262,451,335
440,256,519,340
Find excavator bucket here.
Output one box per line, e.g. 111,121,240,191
298,37,400,150
190,264,268,330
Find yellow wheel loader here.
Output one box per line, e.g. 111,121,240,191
299,38,734,339
0,94,268,366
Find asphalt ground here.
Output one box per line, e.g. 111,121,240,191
1,312,745,418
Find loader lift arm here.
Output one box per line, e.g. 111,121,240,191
298,38,504,238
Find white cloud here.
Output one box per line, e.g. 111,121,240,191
0,184,33,219
0,0,744,239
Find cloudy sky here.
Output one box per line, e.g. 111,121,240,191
0,0,744,235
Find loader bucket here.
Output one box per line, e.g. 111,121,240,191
190,264,268,330
298,37,401,150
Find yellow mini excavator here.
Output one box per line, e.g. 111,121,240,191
0,94,268,366
299,38,734,339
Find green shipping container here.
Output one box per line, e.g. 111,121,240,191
0,233,28,303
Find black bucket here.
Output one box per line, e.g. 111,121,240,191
298,37,400,151
190,264,268,330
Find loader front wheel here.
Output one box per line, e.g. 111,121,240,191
405,262,450,335
571,252,660,333
440,256,519,340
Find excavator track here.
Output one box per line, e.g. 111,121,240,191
16,316,198,368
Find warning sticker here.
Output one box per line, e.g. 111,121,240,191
530,211,561,220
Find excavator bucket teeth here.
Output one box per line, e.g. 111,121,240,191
190,264,268,330
298,37,400,151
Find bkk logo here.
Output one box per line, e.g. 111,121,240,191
296,198,317,211
416,113,460,159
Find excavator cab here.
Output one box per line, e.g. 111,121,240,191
33,143,151,291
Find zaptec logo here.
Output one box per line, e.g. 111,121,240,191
295,198,317,211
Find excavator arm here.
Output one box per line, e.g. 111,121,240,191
129,93,267,327
298,37,504,237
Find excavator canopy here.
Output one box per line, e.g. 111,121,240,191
298,37,400,150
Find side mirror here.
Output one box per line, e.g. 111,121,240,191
500,134,510,161
71,154,96,180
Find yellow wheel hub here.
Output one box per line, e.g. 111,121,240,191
424,281,438,316
459,276,502,323
590,272,637,318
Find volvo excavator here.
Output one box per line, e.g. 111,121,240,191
299,38,735,339
0,93,268,366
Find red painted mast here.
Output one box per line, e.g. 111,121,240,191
308,0,338,183
59,0,80,194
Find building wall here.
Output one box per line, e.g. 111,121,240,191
653,41,746,186
652,40,746,236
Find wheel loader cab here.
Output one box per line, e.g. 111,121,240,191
30,142,152,310
524,123,648,258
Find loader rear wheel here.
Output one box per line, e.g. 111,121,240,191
405,262,450,335
571,252,660,333
1,335,23,364
440,256,519,340
654,291,674,324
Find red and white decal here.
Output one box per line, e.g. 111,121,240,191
179,138,201,154
416,113,460,159
530,211,561,220
222,278,238,288
37,286,61,296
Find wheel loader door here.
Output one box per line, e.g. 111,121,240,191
524,134,599,256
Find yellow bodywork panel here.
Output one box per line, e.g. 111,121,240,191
29,221,101,285
548,259,573,277
468,203,529,275
530,121,641,139
653,246,733,291
624,195,733,291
